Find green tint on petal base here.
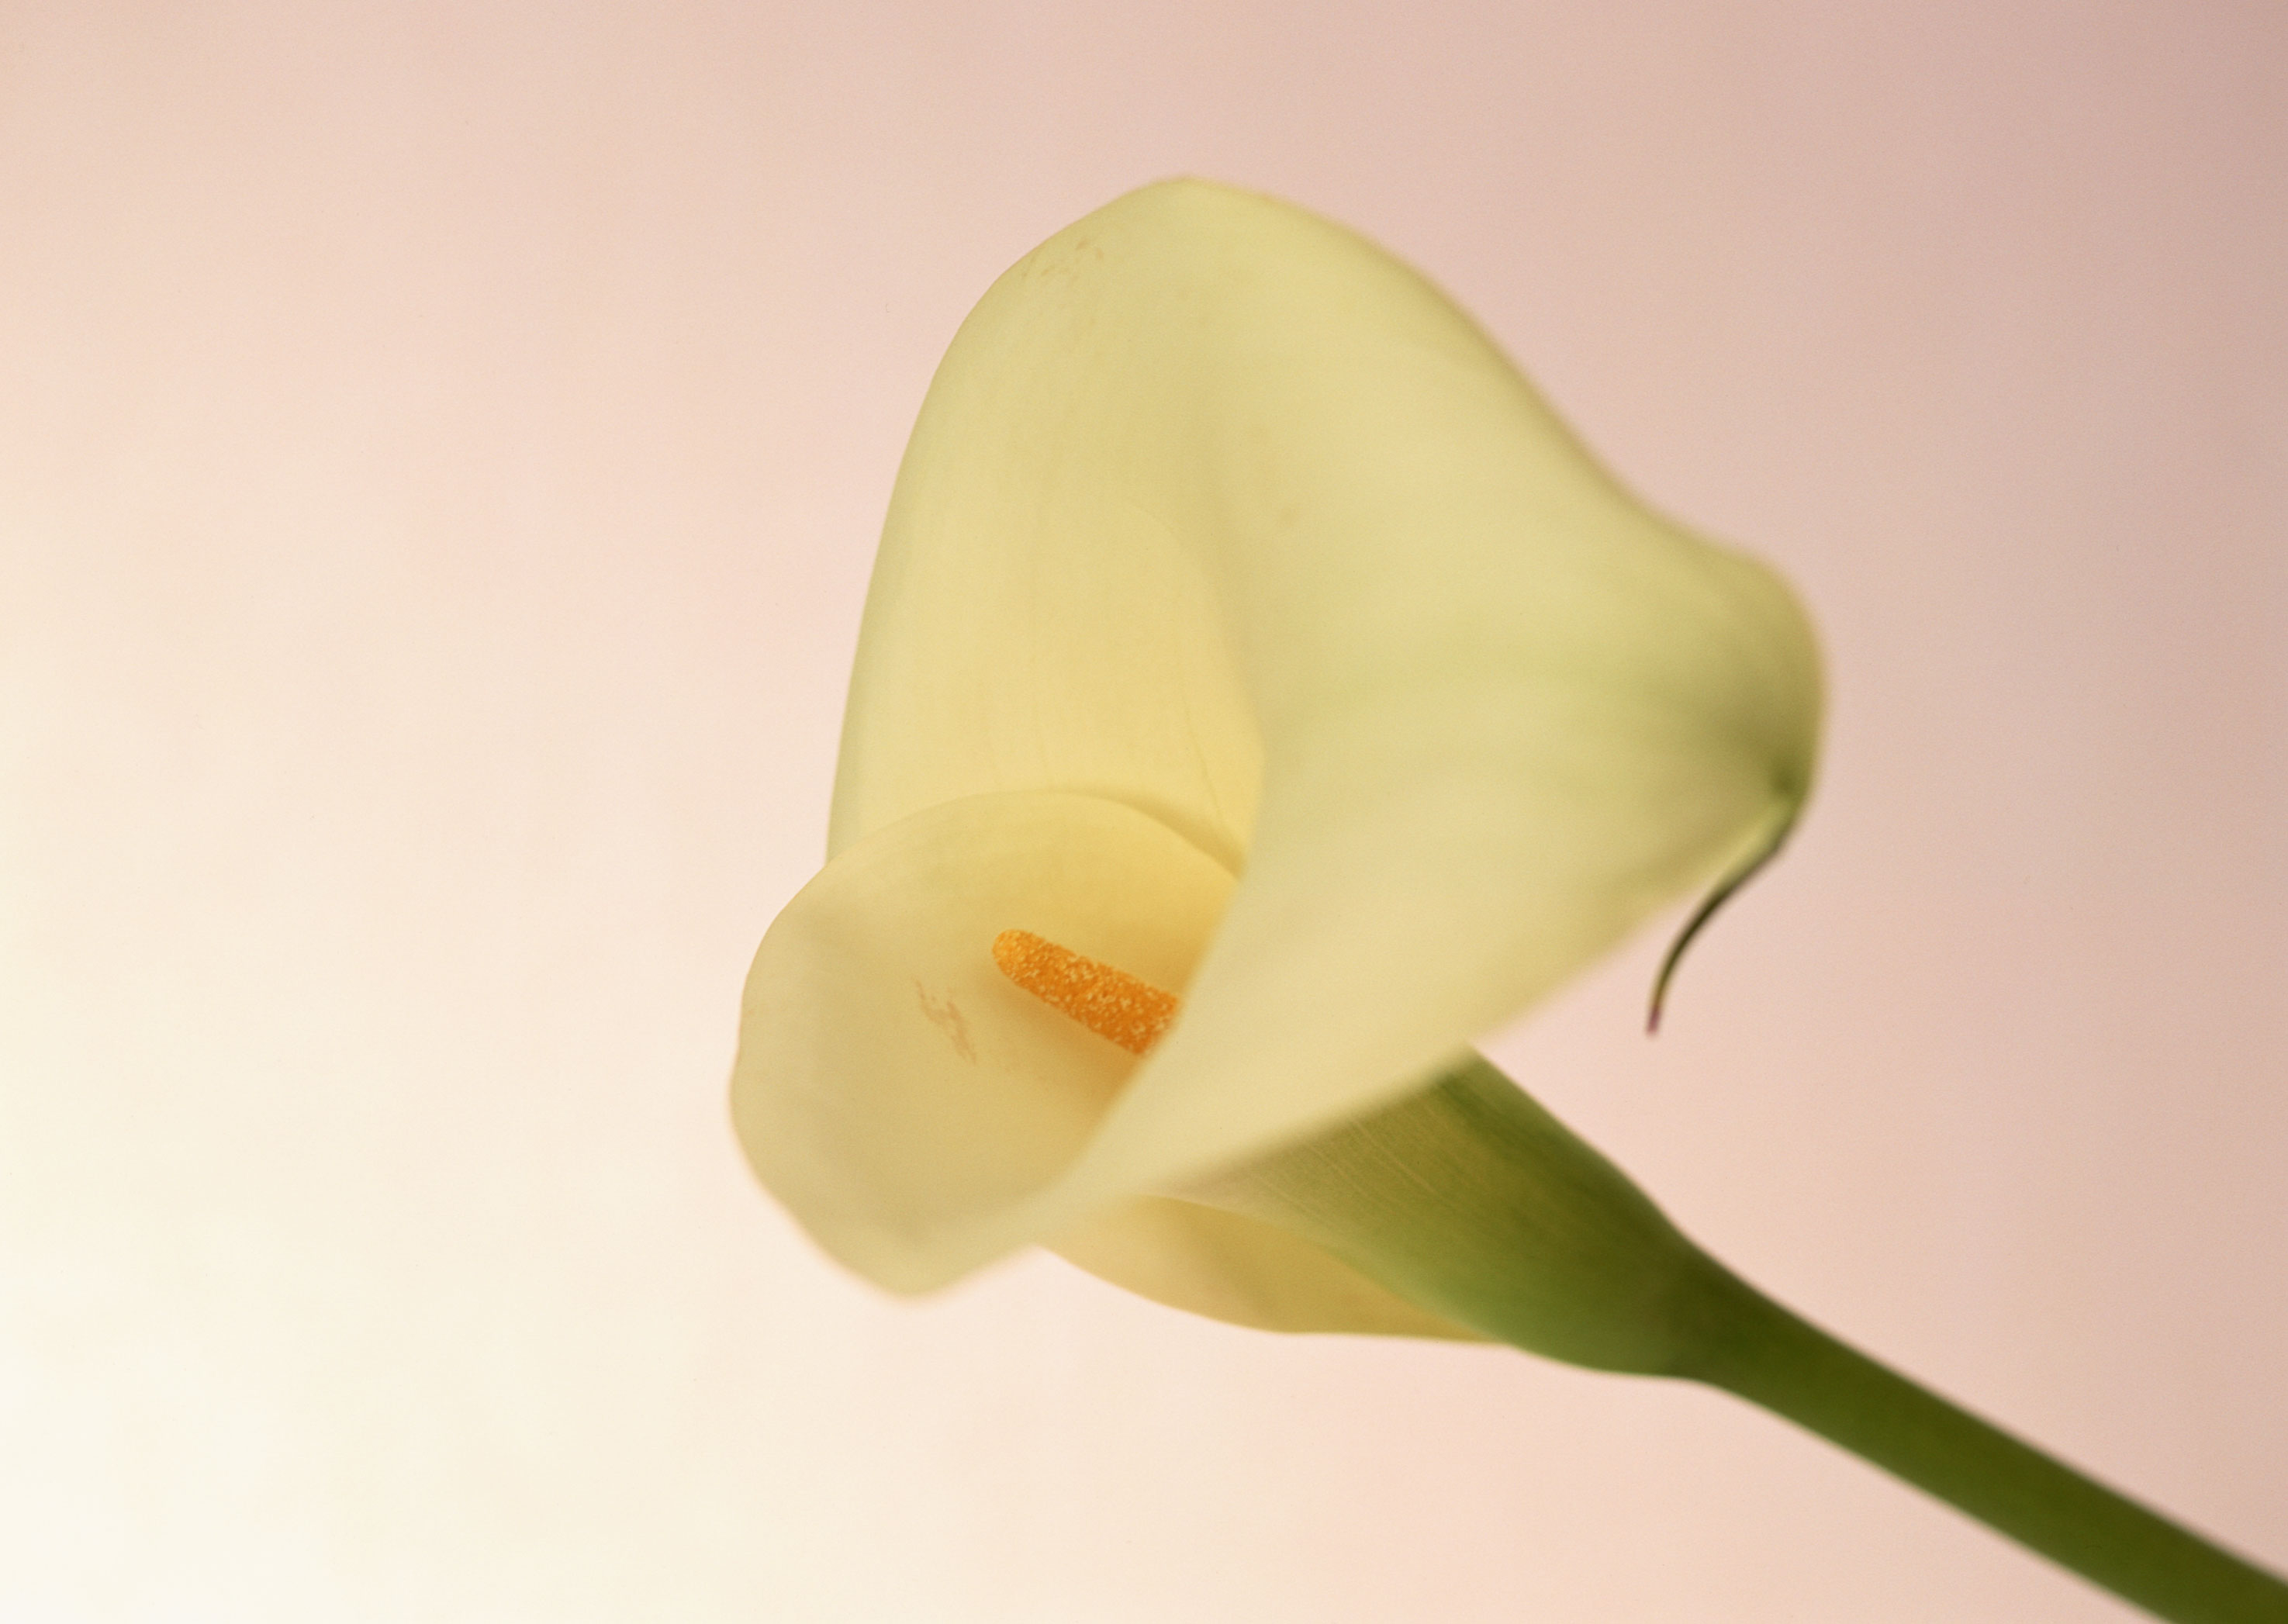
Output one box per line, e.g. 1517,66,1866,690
1192,1055,1723,1372
1050,1196,1484,1340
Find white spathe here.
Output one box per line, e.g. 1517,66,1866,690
734,179,1820,1335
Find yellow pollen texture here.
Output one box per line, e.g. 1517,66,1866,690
990,929,1178,1056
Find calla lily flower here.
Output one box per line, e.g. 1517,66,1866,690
732,178,1817,1333
733,182,2288,1621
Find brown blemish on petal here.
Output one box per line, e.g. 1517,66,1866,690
914,982,977,1062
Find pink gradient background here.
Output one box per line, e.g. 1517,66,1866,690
4,4,2283,1619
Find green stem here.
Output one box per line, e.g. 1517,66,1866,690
1678,1270,2288,1623
1199,1057,2287,1622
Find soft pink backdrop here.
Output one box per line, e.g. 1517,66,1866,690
4,4,2282,1619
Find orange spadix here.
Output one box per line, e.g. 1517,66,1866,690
990,929,1179,1056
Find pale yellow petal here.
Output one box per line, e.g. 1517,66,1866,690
738,179,1820,1316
